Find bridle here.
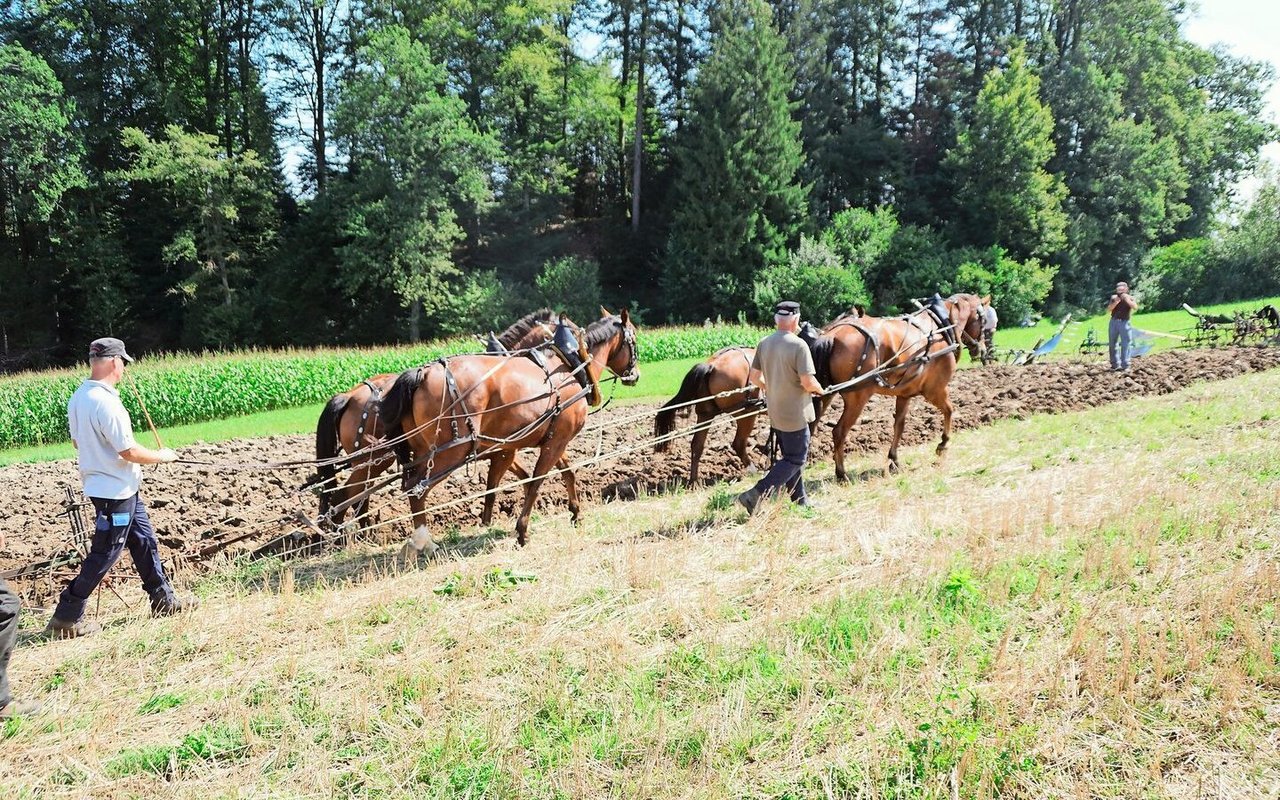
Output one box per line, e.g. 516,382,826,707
611,322,639,385
950,298,984,358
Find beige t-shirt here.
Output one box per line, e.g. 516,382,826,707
752,331,817,432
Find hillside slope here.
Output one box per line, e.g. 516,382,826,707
3,367,1280,798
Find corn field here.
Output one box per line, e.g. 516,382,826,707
0,325,765,449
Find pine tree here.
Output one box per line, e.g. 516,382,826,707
945,43,1067,262
662,0,808,320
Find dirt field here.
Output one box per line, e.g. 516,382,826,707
4,345,1279,601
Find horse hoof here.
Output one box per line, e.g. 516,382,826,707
397,542,419,568
835,471,849,483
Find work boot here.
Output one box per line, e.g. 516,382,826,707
0,698,42,719
44,616,102,640
736,487,760,516
151,596,199,618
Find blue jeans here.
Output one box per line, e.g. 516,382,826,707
0,578,18,709
1109,318,1132,369
751,427,810,505
53,494,175,622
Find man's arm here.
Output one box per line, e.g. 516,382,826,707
119,445,178,465
1124,294,1138,311
748,367,766,391
800,374,823,396
1107,294,1121,312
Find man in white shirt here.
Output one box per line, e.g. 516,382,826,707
45,338,189,639
982,301,998,352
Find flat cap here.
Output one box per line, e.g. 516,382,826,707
774,300,801,316
88,337,134,363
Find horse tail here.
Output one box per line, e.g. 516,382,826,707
810,335,836,389
654,362,714,451
380,367,425,467
306,392,350,513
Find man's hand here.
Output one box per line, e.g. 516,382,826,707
120,445,180,465
800,374,824,397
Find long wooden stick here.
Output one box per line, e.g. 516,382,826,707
124,373,165,450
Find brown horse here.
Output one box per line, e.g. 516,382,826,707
653,347,761,484
379,310,639,557
809,293,987,479
309,309,567,527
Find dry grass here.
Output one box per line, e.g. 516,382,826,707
3,371,1280,799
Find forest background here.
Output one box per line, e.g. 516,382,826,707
1,0,1278,368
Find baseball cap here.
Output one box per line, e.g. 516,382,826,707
775,301,801,317
89,337,134,363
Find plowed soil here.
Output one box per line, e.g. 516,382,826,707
4,345,1279,601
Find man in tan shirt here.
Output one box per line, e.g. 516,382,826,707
738,301,825,514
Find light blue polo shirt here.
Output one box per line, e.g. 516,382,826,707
67,380,142,500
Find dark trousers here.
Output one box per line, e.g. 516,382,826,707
752,426,810,505
53,494,175,622
0,578,18,709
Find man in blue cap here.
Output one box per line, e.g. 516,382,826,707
44,338,191,639
738,301,825,513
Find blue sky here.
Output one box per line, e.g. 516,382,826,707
1183,0,1280,202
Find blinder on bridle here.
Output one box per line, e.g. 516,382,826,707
951,296,984,358
614,318,640,386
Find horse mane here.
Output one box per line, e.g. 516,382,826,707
583,315,621,348
495,308,558,349
822,308,860,333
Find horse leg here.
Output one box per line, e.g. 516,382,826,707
887,395,912,473
397,492,438,565
397,445,470,563
557,457,580,524
514,442,571,546
688,409,712,484
731,412,756,472
481,450,518,526
926,386,955,459
832,390,872,482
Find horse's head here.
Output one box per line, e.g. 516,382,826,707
587,307,640,386
947,293,988,362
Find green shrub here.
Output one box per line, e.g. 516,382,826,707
822,207,898,277
535,257,603,323
1138,238,1213,311
954,247,1057,325
752,236,869,324
869,224,954,312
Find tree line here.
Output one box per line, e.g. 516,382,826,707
0,0,1276,367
